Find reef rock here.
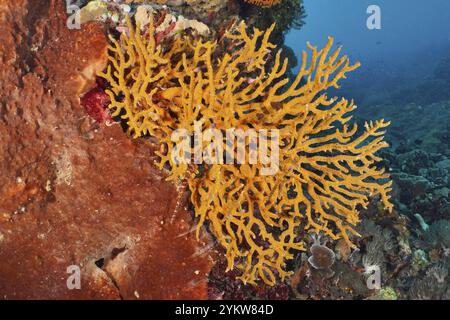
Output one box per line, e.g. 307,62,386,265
0,0,214,299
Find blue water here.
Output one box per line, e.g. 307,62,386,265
286,0,450,108
287,0,450,71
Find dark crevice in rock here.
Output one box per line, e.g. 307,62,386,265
93,246,129,299
24,0,50,66
102,269,124,300
93,257,123,299
111,246,127,260
12,0,50,83
94,257,105,269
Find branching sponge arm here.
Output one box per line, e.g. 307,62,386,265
99,16,393,286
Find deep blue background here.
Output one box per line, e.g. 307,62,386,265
286,0,450,90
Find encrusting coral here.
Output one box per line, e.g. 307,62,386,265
99,14,393,285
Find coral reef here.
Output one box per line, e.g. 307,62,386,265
208,257,291,299
1,0,445,301
357,220,395,274
243,0,283,7
99,11,392,285
367,287,398,300
343,98,450,300
239,0,306,79
240,0,306,46
115,0,239,32
388,148,450,222
409,264,448,299
424,220,450,248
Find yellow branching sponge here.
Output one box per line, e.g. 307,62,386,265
243,0,283,7
99,16,393,285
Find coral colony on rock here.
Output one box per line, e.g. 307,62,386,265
0,0,448,302
99,12,392,286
